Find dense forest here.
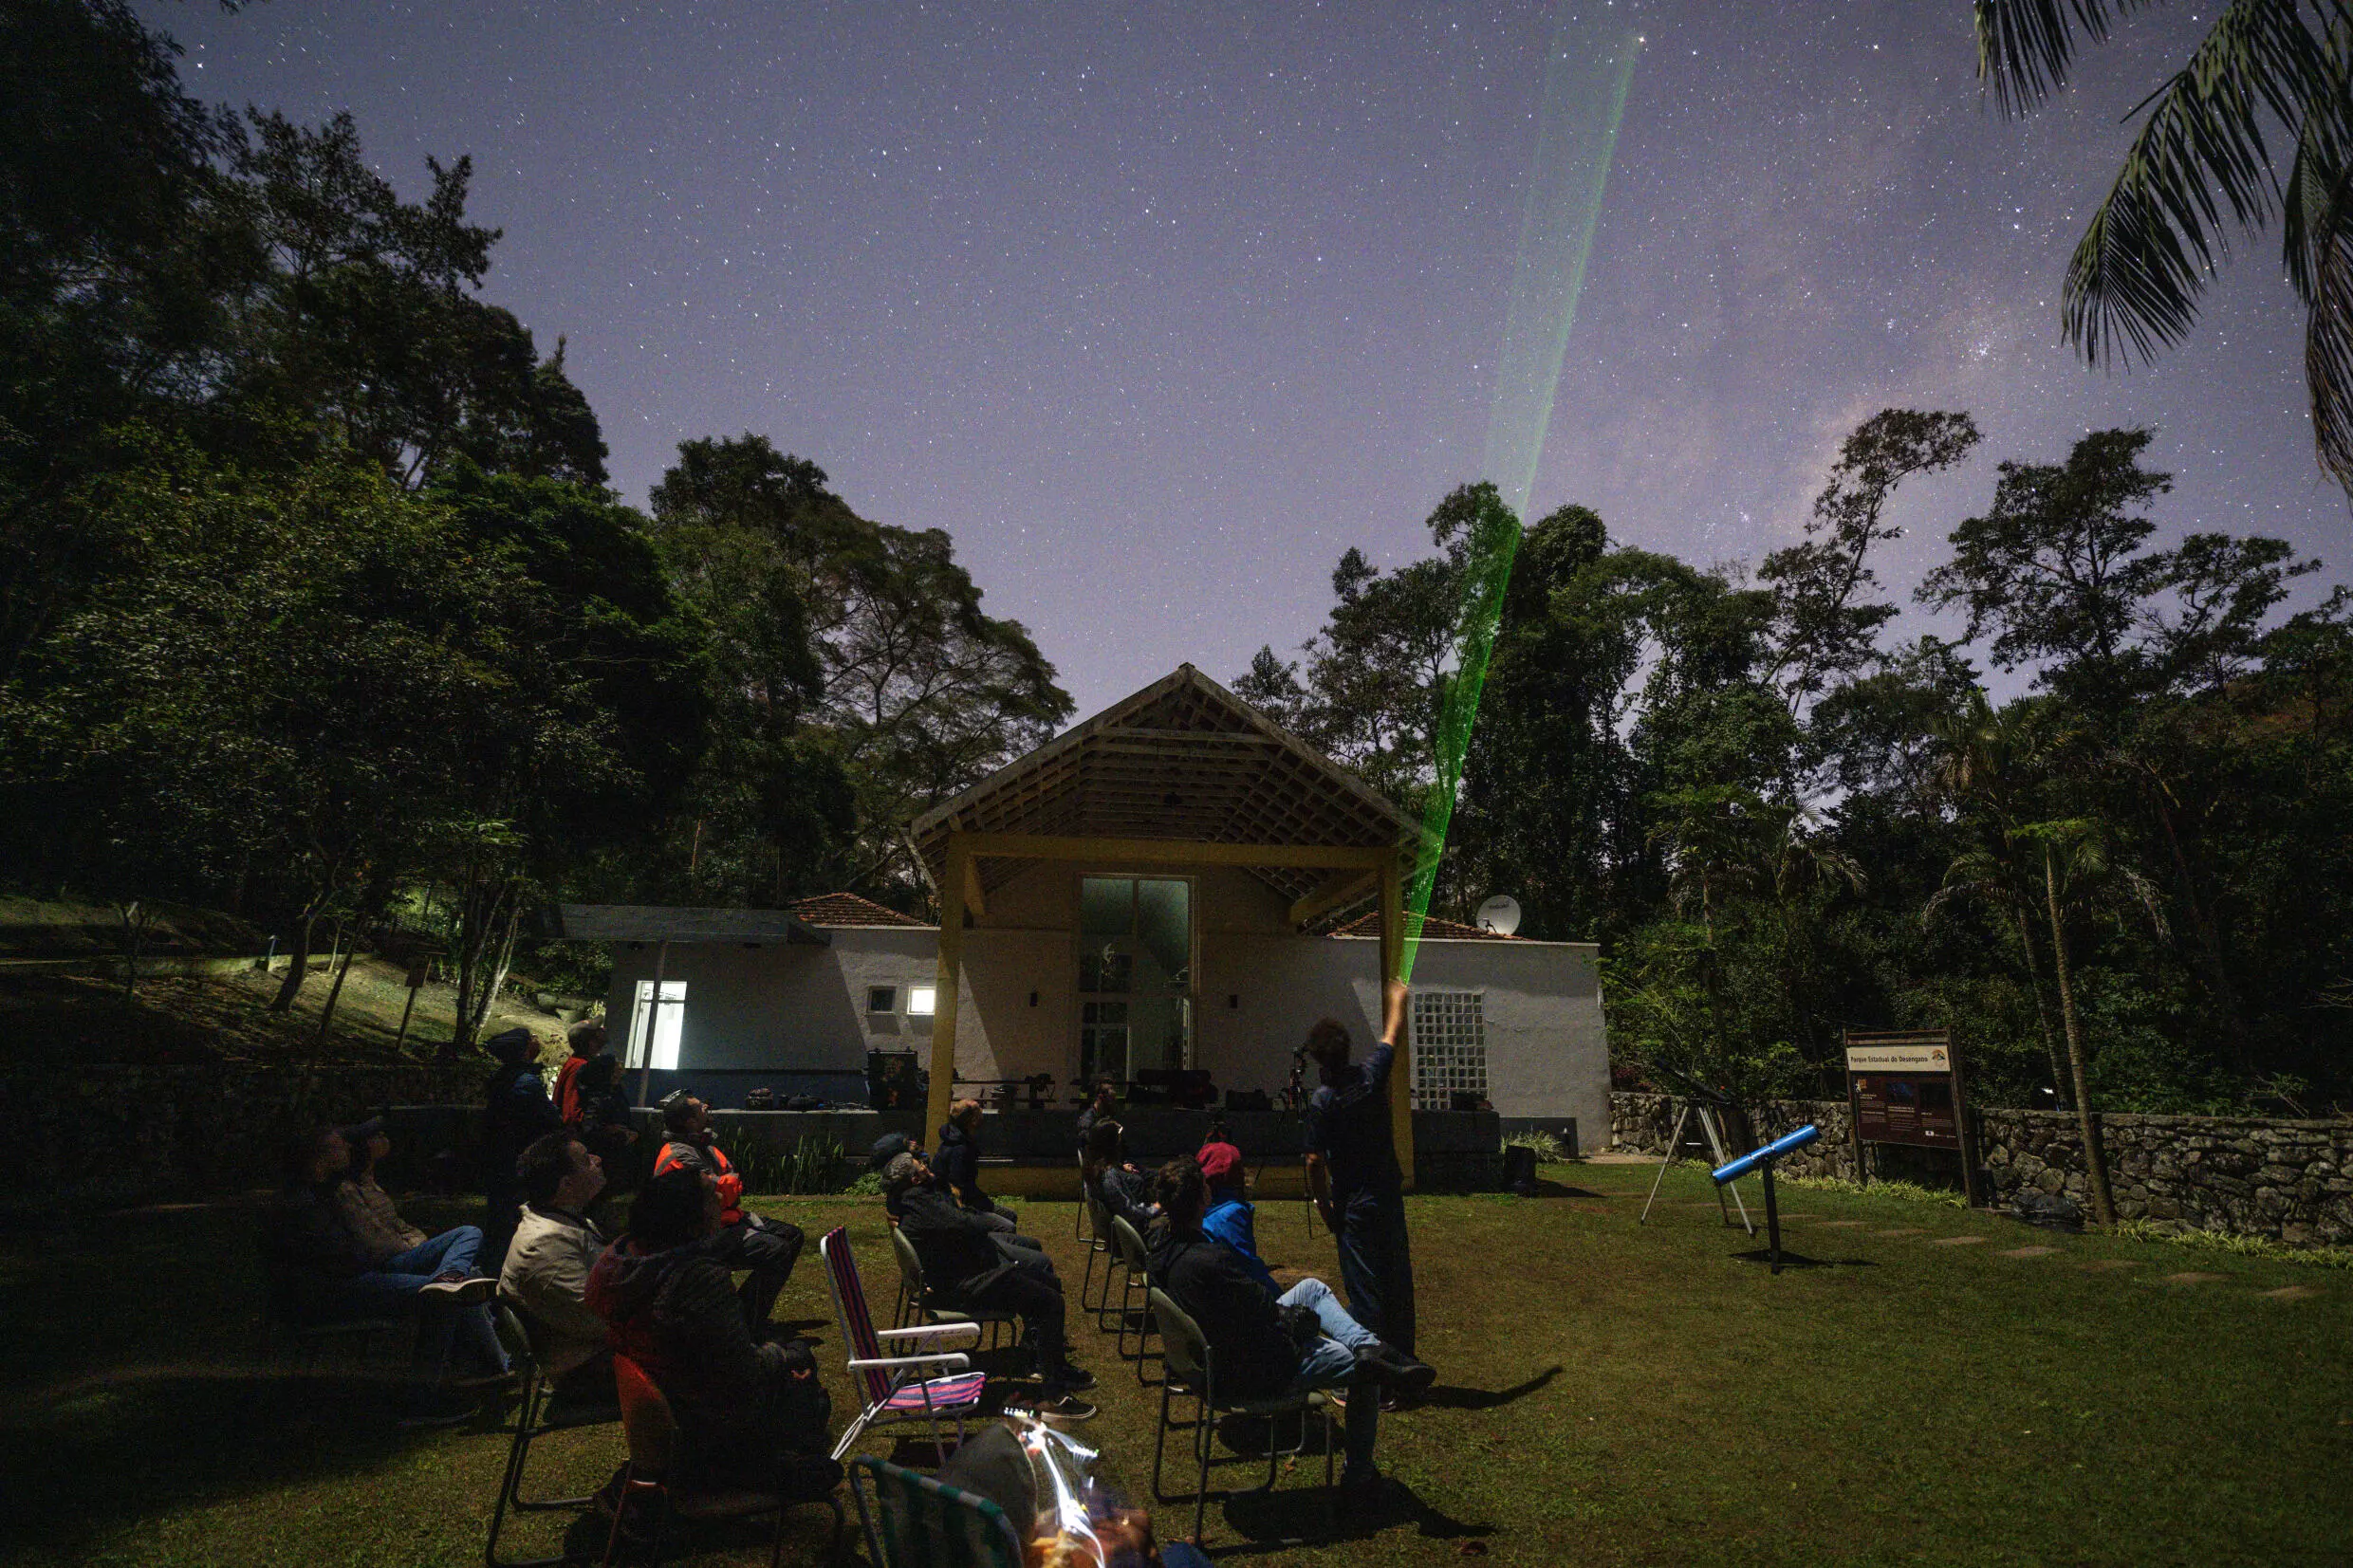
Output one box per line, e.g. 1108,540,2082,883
6,3,2348,1119
1239,419,2353,1119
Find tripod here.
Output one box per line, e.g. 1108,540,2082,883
1638,1099,1755,1234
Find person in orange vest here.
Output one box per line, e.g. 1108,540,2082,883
554,1018,604,1126
653,1091,804,1332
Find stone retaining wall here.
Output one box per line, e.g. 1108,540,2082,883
0,1063,484,1209
1608,1091,2353,1245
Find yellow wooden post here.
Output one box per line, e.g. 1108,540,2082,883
925,833,967,1143
1380,858,1414,1190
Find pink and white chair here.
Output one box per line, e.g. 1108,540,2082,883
818,1226,988,1464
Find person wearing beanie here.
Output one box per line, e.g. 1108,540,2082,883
482,1027,565,1273
652,1090,804,1331
886,1151,1096,1421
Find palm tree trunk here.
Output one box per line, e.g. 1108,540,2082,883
2012,908,2068,1110
2043,841,2115,1225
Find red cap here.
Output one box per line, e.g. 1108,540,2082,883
1195,1140,1243,1190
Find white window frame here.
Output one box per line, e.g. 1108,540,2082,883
1411,988,1487,1111
625,979,687,1070
906,984,937,1018
866,985,899,1015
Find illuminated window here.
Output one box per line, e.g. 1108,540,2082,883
625,979,686,1071
1411,989,1486,1111
906,985,937,1018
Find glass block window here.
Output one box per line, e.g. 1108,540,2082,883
1412,989,1487,1111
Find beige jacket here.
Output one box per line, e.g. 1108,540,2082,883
330,1174,427,1264
498,1204,611,1374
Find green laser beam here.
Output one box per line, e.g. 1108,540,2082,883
1400,15,1640,981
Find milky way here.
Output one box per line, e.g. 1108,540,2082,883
148,0,2346,711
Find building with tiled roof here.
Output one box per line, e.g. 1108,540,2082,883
790,892,931,929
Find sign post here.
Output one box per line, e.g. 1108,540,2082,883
1843,1029,1976,1206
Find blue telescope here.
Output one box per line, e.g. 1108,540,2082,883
1711,1123,1820,1185
1709,1123,1821,1274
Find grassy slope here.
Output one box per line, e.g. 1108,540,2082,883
1,1163,2346,1567
0,955,572,1067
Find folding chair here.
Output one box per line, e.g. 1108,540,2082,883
889,1226,1015,1351
484,1300,621,1568
1083,1188,1122,1327
1106,1215,1159,1380
599,1354,843,1568
1074,1155,1092,1243
817,1227,988,1463
848,1453,1025,1568
1147,1286,1335,1545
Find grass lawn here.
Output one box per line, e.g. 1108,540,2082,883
3,1161,2347,1567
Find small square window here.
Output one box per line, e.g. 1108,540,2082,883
866,986,898,1015
906,985,937,1018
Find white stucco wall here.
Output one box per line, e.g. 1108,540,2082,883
603,926,941,1074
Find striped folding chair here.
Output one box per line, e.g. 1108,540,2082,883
818,1227,988,1464
849,1454,1025,1568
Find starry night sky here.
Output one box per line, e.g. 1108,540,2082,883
144,1,2346,714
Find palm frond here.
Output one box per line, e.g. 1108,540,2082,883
2284,10,2353,488
2063,0,2336,365
1974,0,2160,115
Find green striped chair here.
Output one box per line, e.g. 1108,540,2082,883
848,1454,1025,1568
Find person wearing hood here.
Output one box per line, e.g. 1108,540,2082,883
482,1026,565,1273
886,1151,1096,1421
653,1090,804,1332
584,1166,838,1497
1145,1157,1432,1496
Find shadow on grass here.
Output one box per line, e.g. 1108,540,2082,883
1420,1364,1562,1410
0,1370,493,1559
1730,1250,1879,1269
1214,1474,1496,1559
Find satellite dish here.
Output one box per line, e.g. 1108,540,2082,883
1475,895,1522,936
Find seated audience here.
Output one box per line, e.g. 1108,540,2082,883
585,1167,838,1496
573,1052,641,1193
483,1026,565,1271
555,1018,605,1127
263,1126,509,1426
330,1116,428,1264
1073,1079,1119,1153
1192,1139,1274,1294
499,1132,616,1401
1082,1119,1158,1232
1145,1158,1432,1492
886,1152,1097,1419
654,1091,805,1330
936,1098,1020,1230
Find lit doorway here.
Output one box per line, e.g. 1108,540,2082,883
1076,876,1192,1084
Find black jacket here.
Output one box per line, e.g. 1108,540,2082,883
1146,1227,1296,1401
934,1119,990,1210
897,1184,1019,1301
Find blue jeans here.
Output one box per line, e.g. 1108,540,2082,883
1281,1278,1379,1480
333,1226,509,1385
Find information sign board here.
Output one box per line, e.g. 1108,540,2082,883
1843,1029,1975,1203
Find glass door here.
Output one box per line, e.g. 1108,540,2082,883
1076,875,1193,1083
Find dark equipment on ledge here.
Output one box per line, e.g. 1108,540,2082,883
1713,1124,1823,1274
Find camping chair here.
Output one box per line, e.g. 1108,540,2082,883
848,1453,1025,1568
599,1354,843,1568
1106,1215,1159,1380
256,1265,417,1396
889,1226,1015,1351
818,1227,988,1463
1148,1286,1336,1545
484,1299,621,1568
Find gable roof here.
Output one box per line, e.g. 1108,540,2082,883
1327,910,1517,941
910,664,1421,907
552,905,830,946
790,892,932,930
